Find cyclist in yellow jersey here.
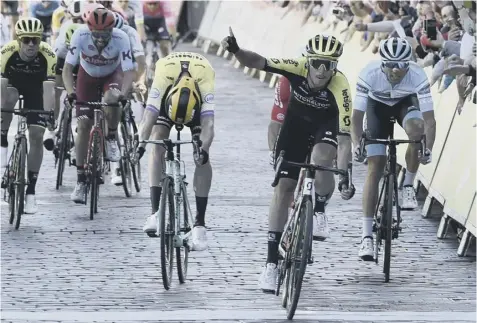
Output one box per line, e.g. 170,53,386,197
222,29,356,293
1,18,57,215
51,1,70,44
136,52,215,251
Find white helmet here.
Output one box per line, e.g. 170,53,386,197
113,12,124,29
379,37,413,62
68,0,85,19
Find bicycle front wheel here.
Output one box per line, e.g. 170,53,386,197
14,138,27,230
176,182,192,284
286,198,313,320
89,133,100,220
119,124,132,197
159,177,175,290
56,109,70,190
383,174,394,282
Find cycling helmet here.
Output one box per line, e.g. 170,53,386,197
379,37,412,61
113,12,124,29
82,3,104,23
61,0,73,8
87,8,115,30
165,77,201,125
65,23,80,47
15,18,44,38
304,35,344,60
68,0,85,19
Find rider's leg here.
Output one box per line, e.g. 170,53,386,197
360,98,389,260
158,39,172,58
102,69,123,162
1,78,18,167
41,80,56,151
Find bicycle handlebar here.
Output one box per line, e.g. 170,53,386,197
140,139,194,146
358,134,427,160
74,101,121,108
1,109,54,116
271,150,349,187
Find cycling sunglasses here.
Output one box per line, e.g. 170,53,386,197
308,58,338,70
91,30,112,40
20,37,41,45
382,61,409,69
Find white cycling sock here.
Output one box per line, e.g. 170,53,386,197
362,217,374,238
403,171,416,186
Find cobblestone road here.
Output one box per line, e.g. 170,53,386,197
1,44,475,322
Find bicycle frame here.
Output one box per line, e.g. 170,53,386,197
85,107,105,177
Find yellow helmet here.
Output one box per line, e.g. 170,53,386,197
65,23,80,47
15,18,44,38
304,35,344,60
165,76,201,125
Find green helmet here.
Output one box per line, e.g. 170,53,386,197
65,23,80,47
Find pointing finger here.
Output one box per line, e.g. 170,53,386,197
229,26,234,37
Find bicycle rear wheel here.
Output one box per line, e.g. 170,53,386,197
176,182,192,284
286,198,313,319
159,177,175,290
383,174,394,282
13,138,27,230
89,133,100,220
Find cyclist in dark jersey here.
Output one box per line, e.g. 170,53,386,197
30,0,59,42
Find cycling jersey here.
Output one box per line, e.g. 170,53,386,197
1,40,56,126
121,0,143,29
147,52,215,118
121,25,144,58
51,6,67,34
271,76,291,123
54,20,75,59
65,25,134,77
264,57,352,134
30,1,59,17
143,1,172,18
354,60,433,113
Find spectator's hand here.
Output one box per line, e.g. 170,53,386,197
443,64,470,77
447,54,464,66
354,22,367,31
447,27,462,41
221,27,240,54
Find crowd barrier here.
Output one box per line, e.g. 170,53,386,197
194,1,476,256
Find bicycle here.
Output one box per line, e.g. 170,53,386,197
1,98,54,230
359,118,426,282
117,98,141,197
138,124,198,290
273,148,352,320
54,89,75,190
71,100,120,220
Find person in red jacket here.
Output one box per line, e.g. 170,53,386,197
143,1,172,59
269,75,291,162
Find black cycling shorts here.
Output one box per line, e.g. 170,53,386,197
144,16,171,41
365,95,423,157
8,85,48,127
274,106,339,181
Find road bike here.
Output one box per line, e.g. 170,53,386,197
359,118,426,282
273,147,352,319
139,124,198,290
1,97,54,229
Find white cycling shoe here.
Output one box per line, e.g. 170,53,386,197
359,236,374,261
105,139,120,162
24,194,38,214
143,213,158,236
191,226,208,251
401,186,418,210
259,263,278,293
313,212,330,241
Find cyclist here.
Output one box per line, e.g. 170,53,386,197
30,0,60,43
51,0,72,44
1,18,57,214
109,11,147,186
136,51,215,252
116,0,146,42
62,8,135,203
1,0,21,40
97,1,127,20
143,1,173,60
222,30,356,292
268,75,291,164
351,37,436,261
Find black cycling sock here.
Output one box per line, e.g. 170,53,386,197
150,186,162,214
314,193,327,213
25,171,38,195
77,166,85,183
107,128,116,140
195,196,208,226
266,231,282,265
1,132,8,147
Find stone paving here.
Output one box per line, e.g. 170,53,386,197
1,43,475,322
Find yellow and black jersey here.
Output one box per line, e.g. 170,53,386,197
52,6,67,34
264,57,352,134
147,52,215,116
0,40,56,91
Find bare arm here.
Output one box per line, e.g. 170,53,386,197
121,70,136,96
268,120,281,151
135,55,146,83
62,62,75,95
235,49,267,70
138,108,159,148
422,110,436,151
351,110,365,148
200,114,215,152
337,135,352,171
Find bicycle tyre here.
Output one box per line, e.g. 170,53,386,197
56,109,69,190
374,180,386,264
176,182,191,284
14,138,27,230
89,133,99,220
286,198,313,320
7,146,17,224
159,176,175,290
129,121,141,193
119,124,132,197
383,174,394,282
